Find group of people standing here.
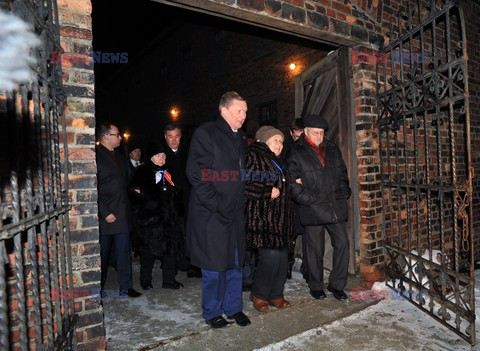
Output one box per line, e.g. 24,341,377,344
96,90,352,329
96,122,196,298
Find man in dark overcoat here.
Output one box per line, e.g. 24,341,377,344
163,123,199,275
287,114,351,301
186,91,251,328
96,122,142,298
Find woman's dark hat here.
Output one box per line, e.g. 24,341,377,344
146,141,165,159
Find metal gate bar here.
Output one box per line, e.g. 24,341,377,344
376,0,475,345
0,0,77,349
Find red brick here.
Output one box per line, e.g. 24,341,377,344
59,26,92,41
68,147,95,160
71,12,93,28
11,329,20,343
58,0,92,13
332,1,351,14
317,0,331,6
291,0,304,6
316,5,326,14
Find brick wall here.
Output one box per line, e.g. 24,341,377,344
464,0,480,259
351,45,384,287
57,0,105,350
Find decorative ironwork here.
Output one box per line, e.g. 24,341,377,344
0,0,77,350
376,0,475,345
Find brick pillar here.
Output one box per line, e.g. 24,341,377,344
58,1,106,350
352,46,385,288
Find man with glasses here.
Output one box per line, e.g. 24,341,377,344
286,114,351,301
96,122,142,298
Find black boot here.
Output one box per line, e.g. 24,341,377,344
140,281,153,290
162,279,184,289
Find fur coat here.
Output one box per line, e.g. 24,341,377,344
245,142,293,250
129,161,182,257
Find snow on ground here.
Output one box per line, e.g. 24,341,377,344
104,258,479,350
257,271,480,351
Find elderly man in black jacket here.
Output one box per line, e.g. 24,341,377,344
287,114,351,300
186,91,251,328
96,122,142,298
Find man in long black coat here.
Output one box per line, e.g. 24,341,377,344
96,122,141,298
287,114,351,301
186,91,251,328
163,123,198,275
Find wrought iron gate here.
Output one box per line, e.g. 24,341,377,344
376,0,475,345
0,0,77,350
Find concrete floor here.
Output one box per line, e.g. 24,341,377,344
102,258,378,350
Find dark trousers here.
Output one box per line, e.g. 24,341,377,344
252,248,288,301
140,253,176,284
201,247,243,320
100,233,132,291
304,222,349,291
242,249,257,290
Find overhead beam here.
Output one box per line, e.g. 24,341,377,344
152,0,360,48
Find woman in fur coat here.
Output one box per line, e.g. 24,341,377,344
129,142,184,290
245,126,294,312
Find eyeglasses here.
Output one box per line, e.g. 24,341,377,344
108,133,121,137
306,128,324,137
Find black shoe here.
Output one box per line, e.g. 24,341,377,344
327,286,348,300
127,288,142,298
242,285,252,292
226,311,251,327
162,280,184,289
187,269,202,278
310,289,327,300
140,282,153,290
206,315,229,329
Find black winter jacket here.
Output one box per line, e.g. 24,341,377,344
286,134,351,226
96,144,131,235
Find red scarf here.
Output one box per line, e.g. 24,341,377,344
306,137,326,167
